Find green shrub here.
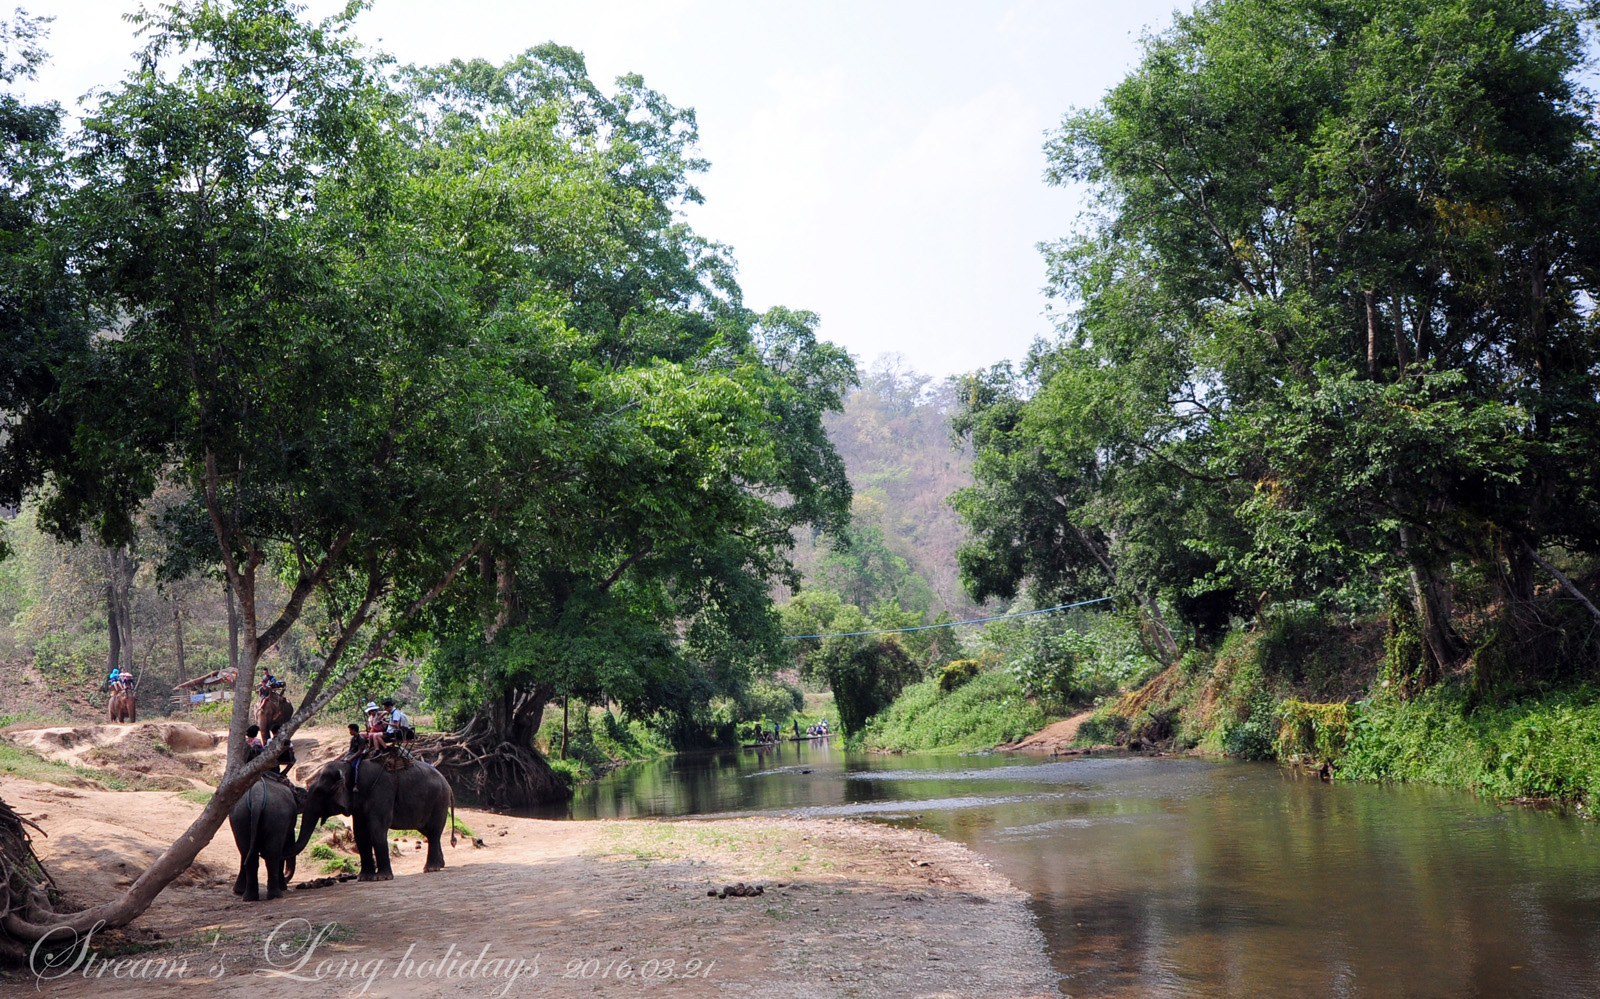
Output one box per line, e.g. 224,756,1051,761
1221,713,1275,759
32,634,101,687
1339,684,1600,802
816,637,922,734
546,757,585,788
861,670,1051,752
1009,633,1081,710
739,679,805,723
938,659,981,693
999,613,1161,711
1274,699,1352,762
1074,708,1129,745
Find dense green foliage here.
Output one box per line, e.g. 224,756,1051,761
808,639,921,735
937,659,980,693
859,669,1049,753
0,11,85,564
953,0,1600,693
988,609,1160,713
1340,688,1600,803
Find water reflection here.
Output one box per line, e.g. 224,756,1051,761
527,744,1600,998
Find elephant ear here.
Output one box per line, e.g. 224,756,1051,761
333,767,353,813
292,785,308,812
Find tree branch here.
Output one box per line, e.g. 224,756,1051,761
1527,544,1600,626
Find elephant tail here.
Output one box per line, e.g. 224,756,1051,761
243,779,264,866
448,785,457,848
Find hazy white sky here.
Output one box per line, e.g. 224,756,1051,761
19,1,1182,377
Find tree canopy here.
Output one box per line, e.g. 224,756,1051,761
955,0,1600,683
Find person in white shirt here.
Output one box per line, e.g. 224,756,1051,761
382,698,411,742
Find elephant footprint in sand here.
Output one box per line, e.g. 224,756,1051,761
296,757,456,880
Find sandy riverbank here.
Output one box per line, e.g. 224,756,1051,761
0,771,1058,998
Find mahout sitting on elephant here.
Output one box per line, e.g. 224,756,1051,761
295,755,455,880
252,684,292,740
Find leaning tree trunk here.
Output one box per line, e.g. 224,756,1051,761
415,685,570,809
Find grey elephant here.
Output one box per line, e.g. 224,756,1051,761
229,776,300,900
295,757,456,880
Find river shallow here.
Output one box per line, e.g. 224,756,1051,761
529,740,1600,998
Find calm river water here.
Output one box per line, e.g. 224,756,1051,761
531,741,1600,998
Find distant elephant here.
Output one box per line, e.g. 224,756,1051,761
295,757,455,880
252,691,292,738
107,685,136,723
229,776,299,900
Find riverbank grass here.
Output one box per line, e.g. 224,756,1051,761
860,669,1053,752
540,706,674,784
1340,685,1600,804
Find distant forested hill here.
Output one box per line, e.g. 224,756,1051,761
788,357,985,618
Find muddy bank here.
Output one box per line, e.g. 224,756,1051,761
0,774,1057,998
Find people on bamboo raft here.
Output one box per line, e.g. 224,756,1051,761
747,718,830,744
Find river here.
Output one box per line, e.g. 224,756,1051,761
528,740,1600,998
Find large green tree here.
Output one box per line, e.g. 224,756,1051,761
388,53,853,793
956,0,1600,681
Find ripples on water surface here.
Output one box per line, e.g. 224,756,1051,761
532,741,1600,998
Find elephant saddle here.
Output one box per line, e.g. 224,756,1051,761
380,746,415,772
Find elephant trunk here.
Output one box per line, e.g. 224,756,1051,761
292,806,323,857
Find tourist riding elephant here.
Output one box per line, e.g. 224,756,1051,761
107,685,136,723
295,757,455,880
252,691,292,739
229,776,300,900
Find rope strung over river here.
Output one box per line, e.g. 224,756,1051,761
782,596,1114,640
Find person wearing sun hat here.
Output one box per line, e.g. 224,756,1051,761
363,701,388,751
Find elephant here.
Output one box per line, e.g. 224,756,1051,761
295,756,456,880
107,685,136,723
229,776,300,900
252,691,292,738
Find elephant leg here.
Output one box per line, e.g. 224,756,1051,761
232,862,248,896
265,849,285,900
423,832,445,873
365,814,394,881
242,852,261,902
352,819,378,881
374,833,395,880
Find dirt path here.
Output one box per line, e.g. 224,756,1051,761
998,711,1096,755
0,774,1059,998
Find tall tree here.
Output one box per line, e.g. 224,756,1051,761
957,0,1600,680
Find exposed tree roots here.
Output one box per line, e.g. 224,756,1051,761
0,795,62,964
412,733,570,809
